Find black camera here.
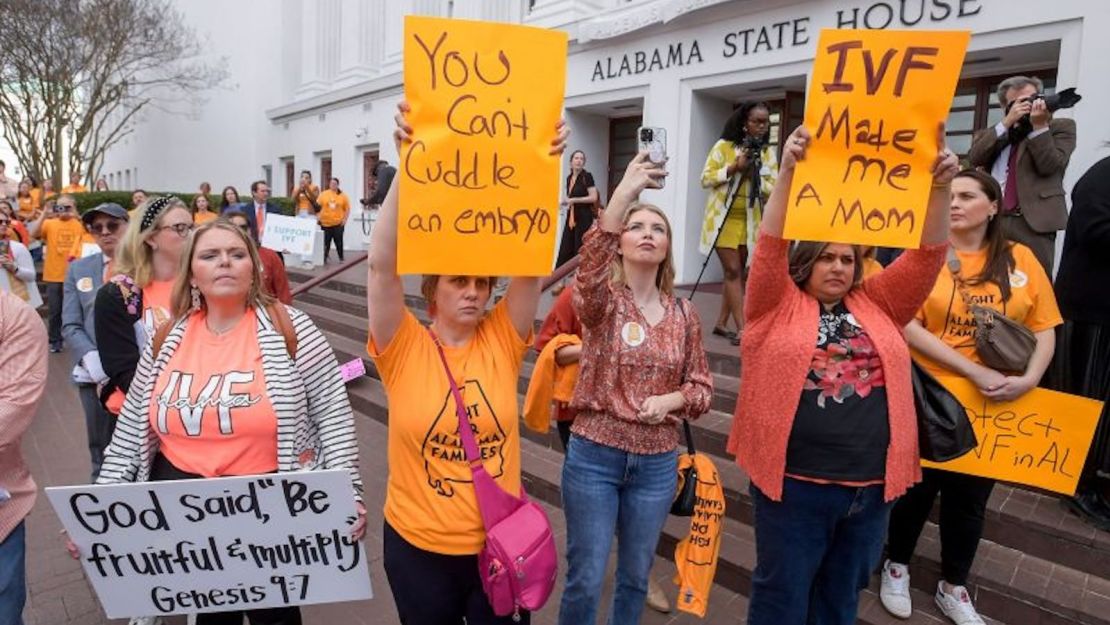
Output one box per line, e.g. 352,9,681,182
639,128,654,143
740,136,763,154
1008,87,1082,114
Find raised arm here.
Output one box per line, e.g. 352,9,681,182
365,146,406,350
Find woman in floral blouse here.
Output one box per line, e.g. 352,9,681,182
728,124,958,625
557,152,713,625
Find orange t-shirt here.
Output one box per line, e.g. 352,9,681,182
141,279,175,339
66,232,97,260
105,278,176,415
316,190,350,228
861,256,884,280
40,218,86,282
149,308,278,477
913,243,1062,378
368,301,531,555
62,184,88,194
16,196,38,221
193,211,218,225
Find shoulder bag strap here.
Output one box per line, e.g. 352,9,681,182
677,298,696,456
266,302,299,359
945,247,980,312
427,328,483,468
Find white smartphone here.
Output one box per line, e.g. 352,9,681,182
637,126,667,188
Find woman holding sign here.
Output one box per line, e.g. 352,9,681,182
729,124,958,625
369,102,566,625
87,219,363,625
557,152,713,625
881,170,1061,624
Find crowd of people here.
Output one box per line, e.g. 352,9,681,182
0,71,1108,625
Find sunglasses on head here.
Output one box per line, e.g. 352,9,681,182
87,220,124,235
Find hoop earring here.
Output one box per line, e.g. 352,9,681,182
190,285,201,311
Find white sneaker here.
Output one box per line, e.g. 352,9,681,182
935,582,986,625
879,559,913,618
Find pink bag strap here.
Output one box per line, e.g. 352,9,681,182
427,328,484,468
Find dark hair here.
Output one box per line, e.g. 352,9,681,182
221,209,257,242
953,169,1014,301
0,159,5,168
789,241,863,289
330,177,340,191
189,194,211,213
720,101,771,145
568,150,586,163
221,185,241,209
300,170,311,178
250,180,268,194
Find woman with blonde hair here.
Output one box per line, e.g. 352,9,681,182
94,196,193,414
82,220,363,625
558,152,712,625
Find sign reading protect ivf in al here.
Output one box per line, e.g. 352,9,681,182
922,377,1103,495
261,214,317,255
784,29,969,248
46,471,370,618
399,16,568,275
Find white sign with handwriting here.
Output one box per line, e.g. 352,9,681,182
46,470,370,618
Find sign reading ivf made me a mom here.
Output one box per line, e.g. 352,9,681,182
399,16,568,275
46,470,370,619
784,29,969,248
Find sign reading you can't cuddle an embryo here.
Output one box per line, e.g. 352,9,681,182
47,471,370,618
785,28,970,248
399,16,568,276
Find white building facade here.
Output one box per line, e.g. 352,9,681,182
99,0,1110,281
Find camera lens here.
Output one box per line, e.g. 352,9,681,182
640,128,653,142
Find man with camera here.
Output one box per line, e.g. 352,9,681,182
29,195,85,352
969,75,1077,274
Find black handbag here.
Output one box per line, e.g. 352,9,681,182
671,419,698,516
912,361,978,462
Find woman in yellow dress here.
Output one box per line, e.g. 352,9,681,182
699,103,778,345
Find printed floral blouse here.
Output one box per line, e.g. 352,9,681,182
570,225,713,455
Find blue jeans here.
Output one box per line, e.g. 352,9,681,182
748,478,892,625
0,522,26,625
558,435,677,625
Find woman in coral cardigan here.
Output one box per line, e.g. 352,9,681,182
728,124,958,625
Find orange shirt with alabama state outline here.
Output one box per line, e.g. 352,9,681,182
912,243,1062,378
368,301,531,555
149,308,278,477
40,218,86,282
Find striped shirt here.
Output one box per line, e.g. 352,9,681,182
97,305,363,500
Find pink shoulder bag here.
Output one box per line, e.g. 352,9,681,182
429,329,558,621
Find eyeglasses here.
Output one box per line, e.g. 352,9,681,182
87,221,124,235
0,219,10,226
159,223,194,237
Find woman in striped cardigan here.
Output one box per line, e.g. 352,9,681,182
86,220,363,625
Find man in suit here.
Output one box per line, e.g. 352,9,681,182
233,179,282,241
62,202,128,481
968,75,1076,275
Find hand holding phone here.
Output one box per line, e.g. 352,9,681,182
637,127,667,188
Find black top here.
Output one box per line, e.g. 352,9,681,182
786,303,890,482
1056,155,1110,324
368,163,397,206
566,170,595,202
93,281,143,401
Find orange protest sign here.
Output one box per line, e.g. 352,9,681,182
398,16,568,276
784,29,970,248
922,376,1103,495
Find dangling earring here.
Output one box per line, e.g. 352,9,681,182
190,285,201,311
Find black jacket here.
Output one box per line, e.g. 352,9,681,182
93,280,145,401
1055,155,1110,324
367,162,396,206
